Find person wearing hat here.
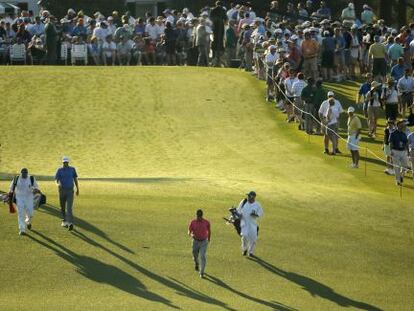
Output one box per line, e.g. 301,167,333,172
397,69,414,117
382,78,399,121
347,107,362,168
188,209,211,278
236,191,263,257
55,156,79,231
292,72,308,129
321,29,335,81
301,77,317,134
8,168,40,235
366,80,382,138
391,57,406,83
210,1,227,67
361,5,376,25
341,3,356,22
383,118,396,175
319,91,343,155
390,120,409,186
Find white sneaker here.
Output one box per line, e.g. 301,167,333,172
61,221,68,228
389,169,395,175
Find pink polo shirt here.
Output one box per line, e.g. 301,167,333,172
188,218,210,241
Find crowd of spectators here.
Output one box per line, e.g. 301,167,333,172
2,0,414,185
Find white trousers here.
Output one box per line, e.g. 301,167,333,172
241,225,258,254
16,196,33,232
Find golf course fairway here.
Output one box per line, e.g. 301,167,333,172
0,67,413,310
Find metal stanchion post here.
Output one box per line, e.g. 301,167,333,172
364,147,367,177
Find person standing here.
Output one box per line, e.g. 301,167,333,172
347,107,362,168
194,18,209,67
210,1,227,67
301,77,316,134
319,91,343,155
389,120,409,186
188,209,211,278
9,168,40,236
397,69,414,117
237,191,263,257
44,15,58,65
366,81,382,138
55,156,79,231
383,119,396,175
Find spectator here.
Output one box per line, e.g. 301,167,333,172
134,18,146,36
87,36,100,65
195,17,209,67
28,36,46,64
390,120,409,186
143,36,156,65
132,34,144,65
301,77,316,134
361,4,376,25
317,1,332,20
45,16,58,65
366,81,382,138
384,118,396,175
388,37,404,67
284,69,298,122
102,34,116,65
72,18,87,41
347,106,362,168
319,91,343,155
368,35,387,81
301,31,319,81
225,20,237,67
382,78,399,121
341,2,356,22
321,30,335,81
397,69,414,117
292,72,307,130
164,21,177,65
27,16,45,37
145,17,158,41
391,57,406,82
117,35,133,65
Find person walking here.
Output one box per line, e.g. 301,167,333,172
366,81,382,138
8,168,40,236
397,69,414,117
383,118,396,175
389,120,409,186
188,209,211,278
347,107,362,168
237,191,263,258
44,15,58,65
55,156,79,231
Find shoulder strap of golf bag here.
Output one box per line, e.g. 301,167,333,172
12,175,19,192
241,198,248,208
30,175,34,186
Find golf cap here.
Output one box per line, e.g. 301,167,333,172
247,191,256,197
62,156,70,163
347,107,355,113
327,91,335,97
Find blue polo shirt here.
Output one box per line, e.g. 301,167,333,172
391,64,405,82
359,82,371,98
55,166,78,189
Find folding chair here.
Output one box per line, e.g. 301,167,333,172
10,44,26,65
71,43,88,65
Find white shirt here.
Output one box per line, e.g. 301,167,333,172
102,41,116,57
145,24,158,40
284,77,299,97
237,200,263,238
382,87,399,104
319,100,343,125
93,27,108,43
292,80,307,98
9,175,39,198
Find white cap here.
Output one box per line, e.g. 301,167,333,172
348,107,355,113
327,91,335,97
348,3,354,9
62,156,70,163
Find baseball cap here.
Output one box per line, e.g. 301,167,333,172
62,156,70,163
327,91,335,97
247,191,256,197
347,107,355,113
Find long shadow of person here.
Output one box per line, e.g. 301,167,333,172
203,274,298,311
249,257,383,311
27,230,178,309
39,204,135,254
71,229,235,310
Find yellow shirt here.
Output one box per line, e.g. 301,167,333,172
368,43,387,59
348,115,362,135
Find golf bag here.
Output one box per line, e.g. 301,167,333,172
1,192,16,213
9,175,47,209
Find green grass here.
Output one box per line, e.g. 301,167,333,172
0,67,413,310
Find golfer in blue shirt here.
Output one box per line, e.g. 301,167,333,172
55,156,79,231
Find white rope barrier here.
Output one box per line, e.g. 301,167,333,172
262,63,414,175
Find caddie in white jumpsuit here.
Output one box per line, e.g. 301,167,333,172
9,168,40,235
237,191,264,257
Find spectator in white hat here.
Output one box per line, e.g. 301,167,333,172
341,3,356,22
361,4,376,25
347,106,362,168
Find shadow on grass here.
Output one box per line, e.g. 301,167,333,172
0,173,190,184
39,204,135,254
27,230,178,309
204,274,298,311
249,257,382,311
71,229,235,310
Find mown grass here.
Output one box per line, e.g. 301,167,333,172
0,67,413,310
